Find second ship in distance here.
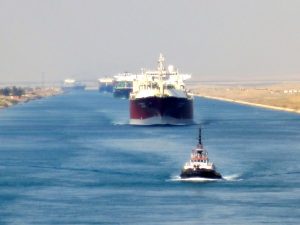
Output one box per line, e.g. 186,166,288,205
113,72,135,99
98,73,135,99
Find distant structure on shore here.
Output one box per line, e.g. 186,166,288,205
62,79,86,91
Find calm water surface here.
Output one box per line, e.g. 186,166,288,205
0,91,299,224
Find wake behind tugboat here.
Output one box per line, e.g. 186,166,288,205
180,128,222,181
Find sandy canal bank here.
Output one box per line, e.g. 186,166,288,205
197,94,300,115
191,82,300,115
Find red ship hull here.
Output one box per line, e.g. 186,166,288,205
130,96,193,125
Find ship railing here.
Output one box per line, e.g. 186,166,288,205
191,156,208,161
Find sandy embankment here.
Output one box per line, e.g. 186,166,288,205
197,94,300,114
191,83,300,115
0,87,62,109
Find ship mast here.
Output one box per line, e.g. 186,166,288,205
157,53,165,96
158,53,165,72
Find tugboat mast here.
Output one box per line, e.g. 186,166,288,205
198,127,202,145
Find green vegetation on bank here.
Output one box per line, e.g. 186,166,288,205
0,86,62,108
0,86,25,97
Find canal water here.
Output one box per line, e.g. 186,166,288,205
0,91,299,224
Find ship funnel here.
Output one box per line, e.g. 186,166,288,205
198,127,202,145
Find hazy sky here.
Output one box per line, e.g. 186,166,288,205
1,0,300,82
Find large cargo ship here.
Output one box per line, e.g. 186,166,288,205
129,54,193,125
98,77,114,93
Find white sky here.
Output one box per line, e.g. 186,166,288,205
1,0,300,82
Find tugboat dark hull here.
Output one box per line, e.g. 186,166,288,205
180,168,222,179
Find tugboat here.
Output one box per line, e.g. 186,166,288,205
180,128,222,179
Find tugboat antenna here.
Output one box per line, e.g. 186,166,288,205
198,127,202,145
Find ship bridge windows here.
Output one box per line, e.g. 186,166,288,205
152,83,159,89
164,84,175,89
138,83,159,90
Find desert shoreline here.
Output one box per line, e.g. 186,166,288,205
0,87,62,110
197,94,300,115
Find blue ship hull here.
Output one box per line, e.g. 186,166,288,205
99,85,114,93
113,88,132,99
